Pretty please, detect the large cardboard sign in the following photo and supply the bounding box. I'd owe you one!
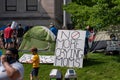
[54,30,86,68]
[19,54,54,63]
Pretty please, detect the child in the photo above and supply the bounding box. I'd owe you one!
[27,47,40,80]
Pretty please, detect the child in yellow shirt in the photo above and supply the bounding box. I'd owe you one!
[27,47,40,80]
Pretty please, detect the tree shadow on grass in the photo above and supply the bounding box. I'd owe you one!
[111,54,120,62]
[83,58,105,67]
[104,51,120,62]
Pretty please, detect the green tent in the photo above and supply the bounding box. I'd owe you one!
[19,26,56,52]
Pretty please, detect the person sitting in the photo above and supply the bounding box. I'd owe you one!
[110,34,117,41]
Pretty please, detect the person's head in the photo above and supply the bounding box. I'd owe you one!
[18,24,22,28]
[86,25,90,30]
[30,47,38,55]
[7,24,11,27]
[49,22,54,28]
[110,34,116,40]
[5,48,19,63]
[89,27,93,32]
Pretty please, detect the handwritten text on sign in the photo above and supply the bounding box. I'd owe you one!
[19,54,54,63]
[54,30,86,68]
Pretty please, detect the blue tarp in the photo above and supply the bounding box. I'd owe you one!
[0,25,7,31]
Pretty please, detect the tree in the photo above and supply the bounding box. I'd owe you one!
[63,0,120,30]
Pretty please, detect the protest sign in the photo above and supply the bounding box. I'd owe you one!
[54,30,86,68]
[11,21,17,29]
[19,54,54,63]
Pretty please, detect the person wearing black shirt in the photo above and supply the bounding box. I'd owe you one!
[16,24,24,48]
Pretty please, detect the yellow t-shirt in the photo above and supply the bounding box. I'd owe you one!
[31,54,40,68]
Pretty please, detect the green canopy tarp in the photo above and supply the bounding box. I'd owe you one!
[19,26,56,52]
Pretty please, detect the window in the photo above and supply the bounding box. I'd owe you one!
[5,0,17,11]
[26,0,38,11]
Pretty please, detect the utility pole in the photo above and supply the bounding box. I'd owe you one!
[62,0,67,29]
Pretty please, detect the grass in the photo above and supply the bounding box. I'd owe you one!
[1,49,120,80]
[22,51,120,80]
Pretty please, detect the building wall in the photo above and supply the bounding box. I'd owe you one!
[54,0,63,25]
[0,0,63,28]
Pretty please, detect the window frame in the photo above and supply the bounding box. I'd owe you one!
[26,0,38,11]
[5,0,17,11]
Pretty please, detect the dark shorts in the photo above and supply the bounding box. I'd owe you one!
[31,67,39,76]
[4,38,12,43]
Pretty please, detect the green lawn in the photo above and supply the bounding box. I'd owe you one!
[21,51,120,80]
[1,49,120,80]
